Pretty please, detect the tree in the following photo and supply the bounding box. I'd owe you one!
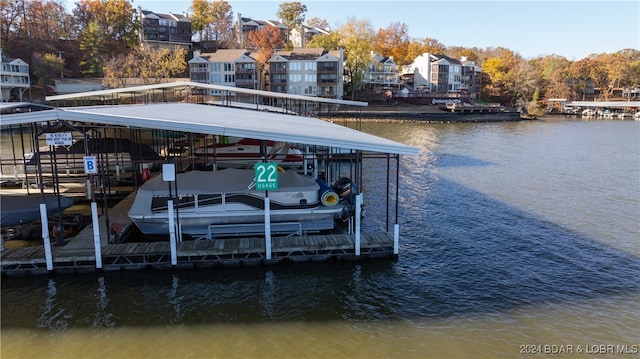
[276,1,307,45]
[210,0,234,47]
[481,48,522,104]
[373,22,411,67]
[73,0,137,55]
[102,52,137,88]
[189,0,211,41]
[23,0,69,41]
[338,17,375,100]
[420,37,446,55]
[307,31,341,51]
[137,47,187,84]
[539,54,572,100]
[248,26,284,90]
[448,47,479,63]
[306,17,328,30]
[79,20,104,76]
[1,0,71,64]
[569,58,594,100]
[102,0,137,47]
[32,52,65,98]
[590,58,610,100]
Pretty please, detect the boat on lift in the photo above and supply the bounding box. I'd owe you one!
[193,137,311,169]
[128,168,355,238]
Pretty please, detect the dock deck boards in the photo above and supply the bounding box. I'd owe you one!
[1,231,395,274]
[1,185,396,276]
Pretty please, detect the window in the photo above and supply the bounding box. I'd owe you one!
[289,62,301,71]
[289,74,301,82]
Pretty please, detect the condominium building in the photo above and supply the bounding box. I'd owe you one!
[405,53,482,98]
[189,48,343,100]
[235,15,288,48]
[138,9,192,51]
[269,48,343,99]
[236,14,330,49]
[365,52,400,88]
[189,49,257,100]
[0,49,30,102]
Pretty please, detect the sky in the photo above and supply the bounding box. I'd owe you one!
[124,0,639,60]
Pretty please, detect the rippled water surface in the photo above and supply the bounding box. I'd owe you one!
[2,118,639,358]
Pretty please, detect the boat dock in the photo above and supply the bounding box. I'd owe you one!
[1,231,395,276]
[1,190,396,277]
[1,90,419,277]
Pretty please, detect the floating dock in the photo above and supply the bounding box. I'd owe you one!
[1,232,395,276]
[1,189,396,277]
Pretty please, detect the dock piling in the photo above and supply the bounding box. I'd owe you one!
[91,202,102,269]
[39,203,54,271]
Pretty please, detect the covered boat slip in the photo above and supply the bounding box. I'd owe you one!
[1,91,418,274]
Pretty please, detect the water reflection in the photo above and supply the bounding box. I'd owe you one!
[92,276,114,329]
[261,270,277,319]
[168,274,183,322]
[36,278,69,331]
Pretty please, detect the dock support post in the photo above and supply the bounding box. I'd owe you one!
[86,179,92,200]
[40,203,54,271]
[91,202,102,269]
[264,196,272,260]
[168,200,177,266]
[393,223,399,255]
[355,194,362,256]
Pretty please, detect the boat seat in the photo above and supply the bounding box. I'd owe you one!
[207,221,302,240]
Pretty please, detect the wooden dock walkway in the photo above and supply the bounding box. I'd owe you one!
[1,231,395,276]
[1,183,396,277]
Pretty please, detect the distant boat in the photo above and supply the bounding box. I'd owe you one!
[24,138,162,174]
[128,168,353,238]
[193,138,311,169]
[634,111,640,121]
[1,194,74,228]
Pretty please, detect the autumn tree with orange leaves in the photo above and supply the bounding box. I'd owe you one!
[247,26,284,90]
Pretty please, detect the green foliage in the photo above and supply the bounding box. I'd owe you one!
[339,17,374,100]
[79,20,104,77]
[32,52,65,93]
[306,32,341,51]
[276,1,307,30]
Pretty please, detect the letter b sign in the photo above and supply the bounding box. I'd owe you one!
[84,156,98,174]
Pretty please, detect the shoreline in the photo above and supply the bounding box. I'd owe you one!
[322,104,526,122]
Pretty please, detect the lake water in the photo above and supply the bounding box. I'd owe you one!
[2,117,639,358]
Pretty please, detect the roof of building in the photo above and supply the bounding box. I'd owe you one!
[44,81,359,107]
[197,49,253,62]
[275,48,326,60]
[1,102,418,155]
[140,10,191,22]
[433,54,461,65]
[0,102,54,115]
